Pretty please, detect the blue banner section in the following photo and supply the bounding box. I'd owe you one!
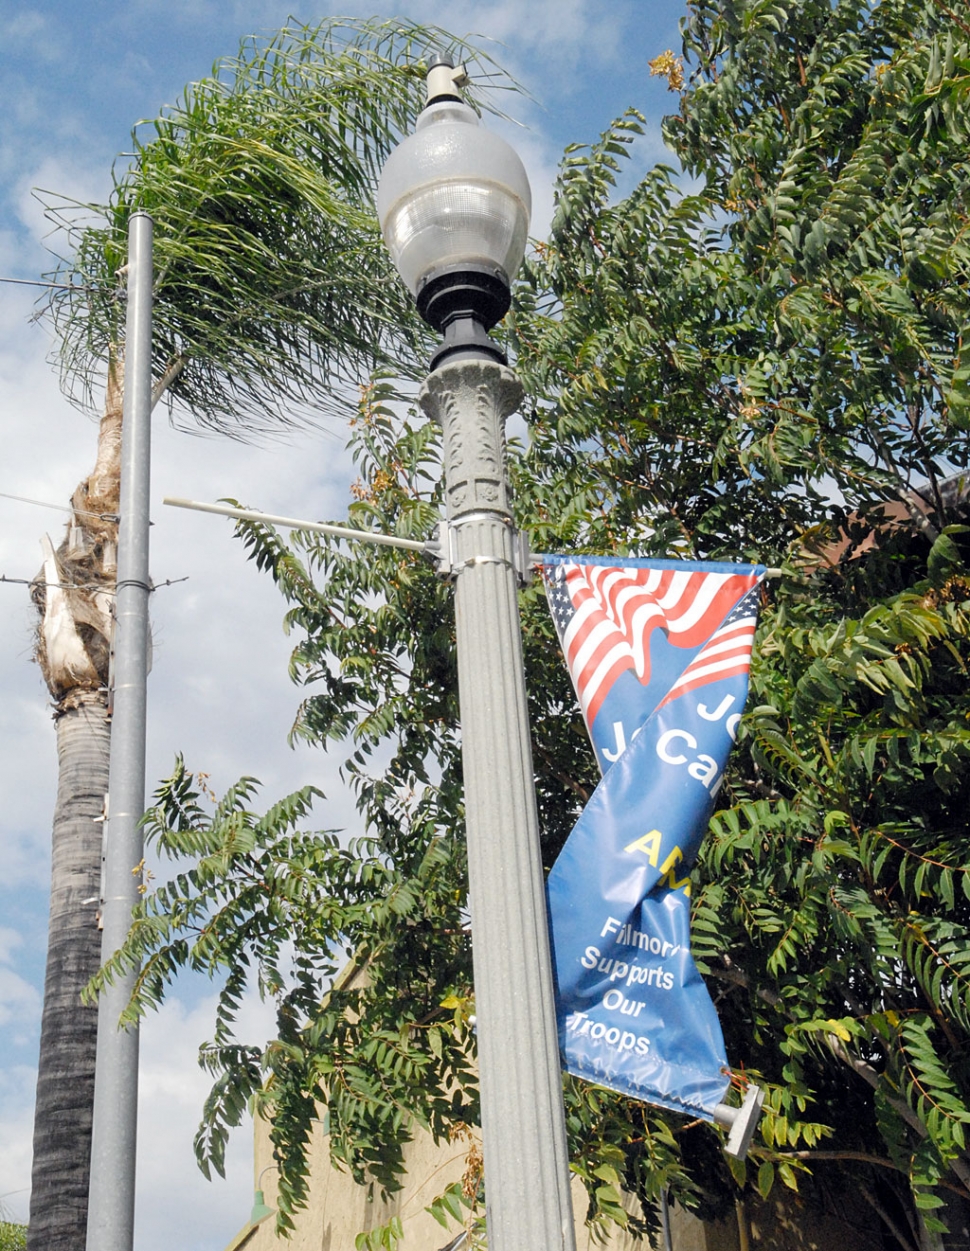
[542,556,765,1120]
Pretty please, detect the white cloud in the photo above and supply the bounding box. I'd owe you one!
[5,10,67,59]
[0,968,40,1032]
[0,695,59,884]
[0,986,279,1245]
[0,1066,34,1227]
[0,931,40,1227]
[415,0,626,72]
[0,929,23,965]
[13,154,114,271]
[134,990,277,1251]
[0,931,40,1038]
[0,261,361,1248]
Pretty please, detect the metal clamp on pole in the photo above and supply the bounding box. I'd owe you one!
[426,515,535,585]
[713,1084,765,1159]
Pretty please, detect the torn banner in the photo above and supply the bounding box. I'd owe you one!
[543,556,765,1121]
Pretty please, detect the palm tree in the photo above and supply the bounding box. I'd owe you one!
[27,21,510,1248]
[28,357,121,1251]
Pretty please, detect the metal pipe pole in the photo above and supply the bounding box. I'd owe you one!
[86,211,153,1251]
[419,358,577,1251]
[161,496,428,552]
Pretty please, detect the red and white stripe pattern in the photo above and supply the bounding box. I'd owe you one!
[545,563,761,728]
[655,588,760,711]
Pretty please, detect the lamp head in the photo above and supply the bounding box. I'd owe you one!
[249,1189,274,1226]
[377,57,532,369]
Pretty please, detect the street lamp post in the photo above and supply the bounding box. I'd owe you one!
[377,58,577,1251]
[87,211,154,1251]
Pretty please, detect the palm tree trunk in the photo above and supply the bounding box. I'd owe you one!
[27,695,109,1251]
[27,361,122,1251]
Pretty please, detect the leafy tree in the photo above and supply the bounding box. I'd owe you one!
[0,1224,27,1251]
[514,0,970,1239]
[28,21,506,1251]
[0,1205,27,1251]
[95,1,970,1248]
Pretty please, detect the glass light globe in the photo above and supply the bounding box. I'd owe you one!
[377,100,532,299]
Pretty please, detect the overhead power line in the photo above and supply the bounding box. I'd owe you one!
[0,575,189,593]
[0,491,119,523]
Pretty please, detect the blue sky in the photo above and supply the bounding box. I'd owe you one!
[0,2,690,1247]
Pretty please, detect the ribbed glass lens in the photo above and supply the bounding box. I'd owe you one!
[382,179,529,294]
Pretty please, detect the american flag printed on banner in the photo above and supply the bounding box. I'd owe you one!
[656,586,760,711]
[544,559,762,732]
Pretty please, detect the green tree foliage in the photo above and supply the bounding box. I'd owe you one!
[96,1,970,1245]
[0,1223,27,1251]
[510,0,970,1234]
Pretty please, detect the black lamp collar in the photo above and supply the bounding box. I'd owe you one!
[416,264,511,371]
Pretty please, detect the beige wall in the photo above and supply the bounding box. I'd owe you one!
[225,1111,720,1251]
[221,961,702,1251]
[249,1115,475,1251]
[223,1114,889,1251]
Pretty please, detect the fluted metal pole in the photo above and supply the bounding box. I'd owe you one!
[419,358,577,1251]
[86,211,153,1251]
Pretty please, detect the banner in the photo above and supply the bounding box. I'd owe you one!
[543,556,765,1120]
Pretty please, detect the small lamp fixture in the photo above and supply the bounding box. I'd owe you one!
[249,1190,274,1226]
[377,53,532,370]
[249,1165,278,1226]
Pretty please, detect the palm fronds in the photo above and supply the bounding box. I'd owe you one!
[38,18,518,435]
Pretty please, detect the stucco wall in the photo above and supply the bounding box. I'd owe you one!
[224,1115,893,1251]
[225,1111,718,1251]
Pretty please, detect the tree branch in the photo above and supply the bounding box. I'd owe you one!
[859,1184,919,1251]
[151,356,187,411]
[824,1034,970,1194]
[533,742,591,803]
[710,955,783,1007]
[773,1149,902,1172]
[927,0,970,37]
[710,957,970,1196]
[867,425,940,543]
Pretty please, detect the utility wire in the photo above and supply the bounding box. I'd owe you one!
[0,491,119,523]
[0,575,189,593]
